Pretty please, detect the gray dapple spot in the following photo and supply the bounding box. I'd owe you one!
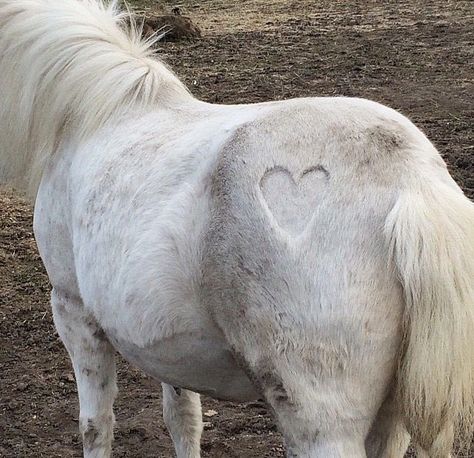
[260,165,329,235]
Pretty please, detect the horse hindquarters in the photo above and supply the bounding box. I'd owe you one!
[201,123,405,456]
[199,97,474,455]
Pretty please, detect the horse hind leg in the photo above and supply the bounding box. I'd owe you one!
[366,410,453,458]
[247,368,370,457]
[415,422,454,458]
[51,289,117,458]
[367,420,410,458]
[365,392,410,458]
[279,411,368,458]
[162,383,203,458]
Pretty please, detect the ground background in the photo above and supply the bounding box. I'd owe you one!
[1,0,473,456]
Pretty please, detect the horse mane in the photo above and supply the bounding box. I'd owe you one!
[0,0,190,198]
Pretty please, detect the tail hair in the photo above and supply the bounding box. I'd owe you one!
[0,0,188,197]
[385,176,474,455]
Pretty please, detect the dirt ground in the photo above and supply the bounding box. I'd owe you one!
[1,0,473,456]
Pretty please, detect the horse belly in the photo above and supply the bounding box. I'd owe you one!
[108,331,259,401]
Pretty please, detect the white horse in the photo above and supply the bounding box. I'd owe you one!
[1,1,473,457]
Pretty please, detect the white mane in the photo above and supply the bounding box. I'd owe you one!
[0,0,190,197]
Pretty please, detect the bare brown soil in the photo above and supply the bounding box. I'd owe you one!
[1,1,473,457]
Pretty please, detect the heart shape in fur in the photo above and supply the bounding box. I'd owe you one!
[259,165,329,235]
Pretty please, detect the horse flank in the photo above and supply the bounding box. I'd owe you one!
[0,0,189,197]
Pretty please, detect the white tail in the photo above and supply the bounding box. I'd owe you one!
[0,0,188,198]
[385,174,474,455]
